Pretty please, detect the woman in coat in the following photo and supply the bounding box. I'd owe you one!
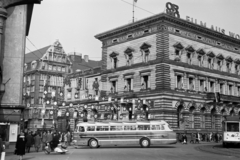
[25,132,32,153]
[16,131,26,160]
[34,133,41,152]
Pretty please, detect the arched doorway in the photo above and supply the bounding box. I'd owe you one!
[211,108,216,129]
[200,107,206,128]
[189,106,195,128]
[177,105,184,128]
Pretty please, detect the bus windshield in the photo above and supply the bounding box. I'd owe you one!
[227,122,239,132]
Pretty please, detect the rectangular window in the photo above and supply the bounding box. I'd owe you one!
[96,126,109,131]
[188,77,194,90]
[112,57,117,69]
[208,58,212,69]
[125,78,132,91]
[210,81,215,92]
[187,53,191,65]
[141,75,150,89]
[39,86,44,92]
[142,49,150,63]
[199,80,205,92]
[53,66,57,71]
[138,125,150,130]
[198,55,202,67]
[229,84,233,95]
[217,60,222,71]
[226,63,231,72]
[87,126,95,131]
[58,66,61,72]
[227,123,239,132]
[62,67,66,72]
[151,125,160,130]
[176,75,183,89]
[235,65,239,74]
[31,97,34,104]
[220,83,224,94]
[31,86,35,92]
[48,65,52,70]
[124,125,136,130]
[111,81,117,93]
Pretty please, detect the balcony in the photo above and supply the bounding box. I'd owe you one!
[206,92,240,103]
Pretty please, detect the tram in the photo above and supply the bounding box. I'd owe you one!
[222,116,240,147]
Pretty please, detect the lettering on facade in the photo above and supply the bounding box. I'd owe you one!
[186,16,240,40]
[168,26,240,54]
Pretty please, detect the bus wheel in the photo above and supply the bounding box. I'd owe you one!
[140,138,150,148]
[89,139,99,148]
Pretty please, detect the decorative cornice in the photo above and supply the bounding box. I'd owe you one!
[206,51,215,58]
[173,42,184,49]
[196,48,206,55]
[185,45,195,52]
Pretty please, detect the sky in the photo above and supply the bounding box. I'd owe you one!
[26,0,240,61]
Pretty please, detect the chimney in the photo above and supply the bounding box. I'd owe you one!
[84,55,89,63]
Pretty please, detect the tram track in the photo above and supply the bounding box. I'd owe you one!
[196,144,240,158]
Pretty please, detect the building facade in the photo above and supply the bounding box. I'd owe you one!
[0,0,42,143]
[23,40,71,131]
[93,4,240,135]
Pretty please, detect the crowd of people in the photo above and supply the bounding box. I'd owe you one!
[179,132,222,144]
[15,130,73,160]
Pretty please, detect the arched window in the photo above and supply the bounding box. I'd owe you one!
[189,106,195,128]
[230,110,235,116]
[200,107,206,128]
[211,108,216,129]
[177,105,184,128]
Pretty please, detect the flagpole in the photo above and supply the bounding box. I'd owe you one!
[132,0,134,23]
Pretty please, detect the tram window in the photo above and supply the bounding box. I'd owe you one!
[87,126,95,131]
[227,123,239,132]
[138,125,150,130]
[79,127,85,132]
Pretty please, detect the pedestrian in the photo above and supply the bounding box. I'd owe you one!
[64,132,68,147]
[25,132,32,153]
[0,135,4,158]
[67,131,71,146]
[46,131,53,143]
[195,132,200,144]
[51,133,59,150]
[15,130,26,160]
[34,133,41,152]
[42,131,47,150]
[215,132,219,143]
[182,133,187,144]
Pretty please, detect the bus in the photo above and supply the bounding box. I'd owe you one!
[222,116,240,147]
[73,120,177,148]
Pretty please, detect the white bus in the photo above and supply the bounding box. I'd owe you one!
[73,120,177,148]
[222,116,240,147]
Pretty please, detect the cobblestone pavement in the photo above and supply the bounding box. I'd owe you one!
[196,144,240,158]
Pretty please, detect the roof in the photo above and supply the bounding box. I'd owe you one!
[70,57,102,73]
[25,45,51,63]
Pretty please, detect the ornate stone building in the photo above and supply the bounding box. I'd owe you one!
[0,0,42,142]
[23,40,71,131]
[93,4,240,134]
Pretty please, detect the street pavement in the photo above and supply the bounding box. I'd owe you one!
[4,142,240,160]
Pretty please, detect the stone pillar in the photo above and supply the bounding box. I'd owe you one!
[1,4,27,106]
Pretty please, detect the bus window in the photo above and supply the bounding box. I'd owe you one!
[138,125,150,130]
[116,126,123,131]
[96,126,102,131]
[87,126,95,131]
[102,126,109,131]
[79,126,85,132]
[110,126,116,131]
[227,123,239,132]
[151,125,160,130]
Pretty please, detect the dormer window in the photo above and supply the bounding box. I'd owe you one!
[173,42,184,62]
[109,52,119,69]
[124,47,134,66]
[140,43,151,63]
